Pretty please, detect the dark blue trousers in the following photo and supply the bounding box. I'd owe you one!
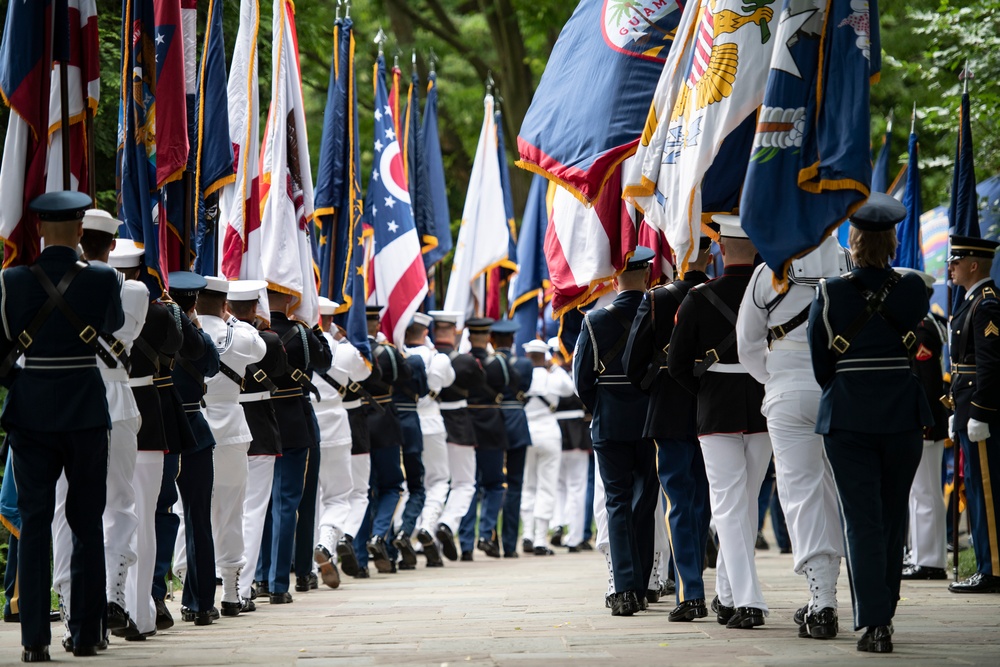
[10,426,108,649]
[655,437,711,603]
[398,451,425,538]
[958,430,1000,576]
[269,448,309,593]
[501,446,527,555]
[293,447,321,578]
[176,446,216,612]
[594,437,657,594]
[825,428,921,629]
[152,453,180,601]
[459,448,506,552]
[354,445,404,566]
[584,451,595,542]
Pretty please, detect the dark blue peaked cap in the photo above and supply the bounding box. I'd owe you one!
[490,319,520,334]
[624,246,655,270]
[168,271,208,295]
[28,191,92,222]
[849,192,906,231]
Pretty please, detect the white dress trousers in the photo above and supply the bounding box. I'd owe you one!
[908,439,947,569]
[239,455,276,600]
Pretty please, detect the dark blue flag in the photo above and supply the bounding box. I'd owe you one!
[894,131,923,270]
[405,69,437,266]
[871,124,892,194]
[949,92,979,238]
[510,175,550,351]
[421,71,452,267]
[496,104,518,278]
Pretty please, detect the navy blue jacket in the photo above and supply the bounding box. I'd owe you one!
[573,290,649,443]
[393,353,429,455]
[808,267,933,434]
[269,313,332,449]
[950,280,1000,429]
[468,346,510,449]
[172,312,220,453]
[496,348,532,450]
[0,246,124,432]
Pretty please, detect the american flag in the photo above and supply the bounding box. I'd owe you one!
[366,54,428,348]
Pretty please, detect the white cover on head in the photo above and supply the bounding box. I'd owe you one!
[711,214,748,239]
[82,209,119,235]
[109,238,143,268]
[228,279,269,302]
[428,310,461,325]
[411,312,433,328]
[204,276,230,294]
[317,297,340,315]
[523,339,550,355]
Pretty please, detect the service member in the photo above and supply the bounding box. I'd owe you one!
[946,234,1000,594]
[1,192,124,661]
[574,247,658,617]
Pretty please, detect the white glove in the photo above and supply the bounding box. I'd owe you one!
[967,418,991,443]
[948,415,956,440]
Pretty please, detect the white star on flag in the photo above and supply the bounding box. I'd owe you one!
[374,109,382,121]
[156,31,165,46]
[384,196,395,208]
[385,128,396,140]
[374,139,383,152]
[372,204,378,217]
[384,104,392,116]
[372,169,380,181]
[387,221,399,233]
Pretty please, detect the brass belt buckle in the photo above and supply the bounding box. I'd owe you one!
[902,331,916,349]
[253,369,267,383]
[79,325,97,344]
[348,381,362,393]
[290,368,304,382]
[771,325,786,340]
[110,339,126,356]
[704,348,720,366]
[831,336,850,354]
[17,331,33,349]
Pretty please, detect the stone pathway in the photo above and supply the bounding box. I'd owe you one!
[1,543,998,665]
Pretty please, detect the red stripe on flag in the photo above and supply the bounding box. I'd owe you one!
[380,254,426,342]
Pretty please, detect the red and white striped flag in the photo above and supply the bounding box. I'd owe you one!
[259,0,318,324]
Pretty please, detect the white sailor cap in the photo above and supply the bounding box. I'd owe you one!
[317,297,340,315]
[428,310,462,324]
[547,337,561,352]
[228,279,268,302]
[108,238,143,268]
[895,267,935,289]
[203,275,230,294]
[523,339,550,355]
[411,312,433,328]
[82,209,119,235]
[711,214,748,239]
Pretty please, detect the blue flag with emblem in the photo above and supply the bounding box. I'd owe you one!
[314,15,349,299]
[422,71,453,268]
[192,0,234,275]
[510,175,551,351]
[740,0,879,283]
[893,130,924,270]
[948,91,979,238]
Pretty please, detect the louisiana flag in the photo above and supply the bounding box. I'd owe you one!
[517,0,685,204]
[0,0,99,267]
[740,0,879,283]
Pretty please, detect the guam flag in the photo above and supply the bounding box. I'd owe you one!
[366,54,428,348]
[740,0,879,284]
[517,0,686,204]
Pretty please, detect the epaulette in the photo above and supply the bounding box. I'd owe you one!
[982,286,997,301]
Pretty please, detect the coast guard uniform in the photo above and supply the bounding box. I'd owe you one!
[736,236,848,637]
[947,235,1000,593]
[1,192,124,659]
[808,194,931,646]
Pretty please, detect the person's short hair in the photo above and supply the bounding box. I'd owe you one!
[849,227,897,268]
[229,300,257,318]
[80,229,114,259]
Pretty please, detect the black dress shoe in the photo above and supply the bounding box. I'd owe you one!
[668,598,707,622]
[460,551,474,562]
[352,567,370,579]
[256,580,269,596]
[857,625,893,653]
[436,524,459,562]
[477,536,501,558]
[336,535,361,577]
[314,545,341,589]
[220,601,242,617]
[295,575,311,592]
[107,602,140,638]
[398,560,416,570]
[661,579,676,596]
[22,646,50,662]
[949,572,1000,593]
[503,551,519,558]
[755,531,770,550]
[269,592,293,605]
[392,531,419,567]
[712,596,735,625]
[550,526,564,547]
[154,598,174,630]
[4,611,18,623]
[308,572,318,589]
[645,588,660,605]
[522,538,534,554]
[578,541,593,551]
[193,609,216,626]
[567,545,580,553]
[726,606,765,629]
[610,591,641,617]
[240,599,256,613]
[793,604,808,627]
[417,530,445,567]
[533,546,554,556]
[804,607,838,639]
[367,536,394,573]
[181,606,220,622]
[902,565,947,580]
[72,644,99,657]
[124,629,157,642]
[49,610,60,623]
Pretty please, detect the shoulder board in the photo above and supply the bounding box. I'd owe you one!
[982,286,997,300]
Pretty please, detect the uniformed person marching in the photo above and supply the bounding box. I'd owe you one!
[736,236,849,638]
[574,247,658,617]
[898,268,949,581]
[946,234,1000,594]
[459,318,510,559]
[667,220,770,629]
[0,192,124,661]
[199,277,266,616]
[550,344,592,552]
[624,237,712,623]
[808,193,932,653]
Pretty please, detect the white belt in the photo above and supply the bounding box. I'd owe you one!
[239,391,271,404]
[555,410,585,420]
[705,362,747,374]
[128,376,154,388]
[204,393,239,406]
[769,340,810,352]
[439,400,468,410]
[101,368,130,383]
[342,398,362,410]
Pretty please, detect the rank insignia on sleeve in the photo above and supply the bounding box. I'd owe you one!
[915,344,933,361]
[986,322,1000,338]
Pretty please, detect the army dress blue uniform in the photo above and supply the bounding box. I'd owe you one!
[574,248,657,615]
[808,195,932,647]
[623,265,710,620]
[0,192,124,658]
[391,348,430,568]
